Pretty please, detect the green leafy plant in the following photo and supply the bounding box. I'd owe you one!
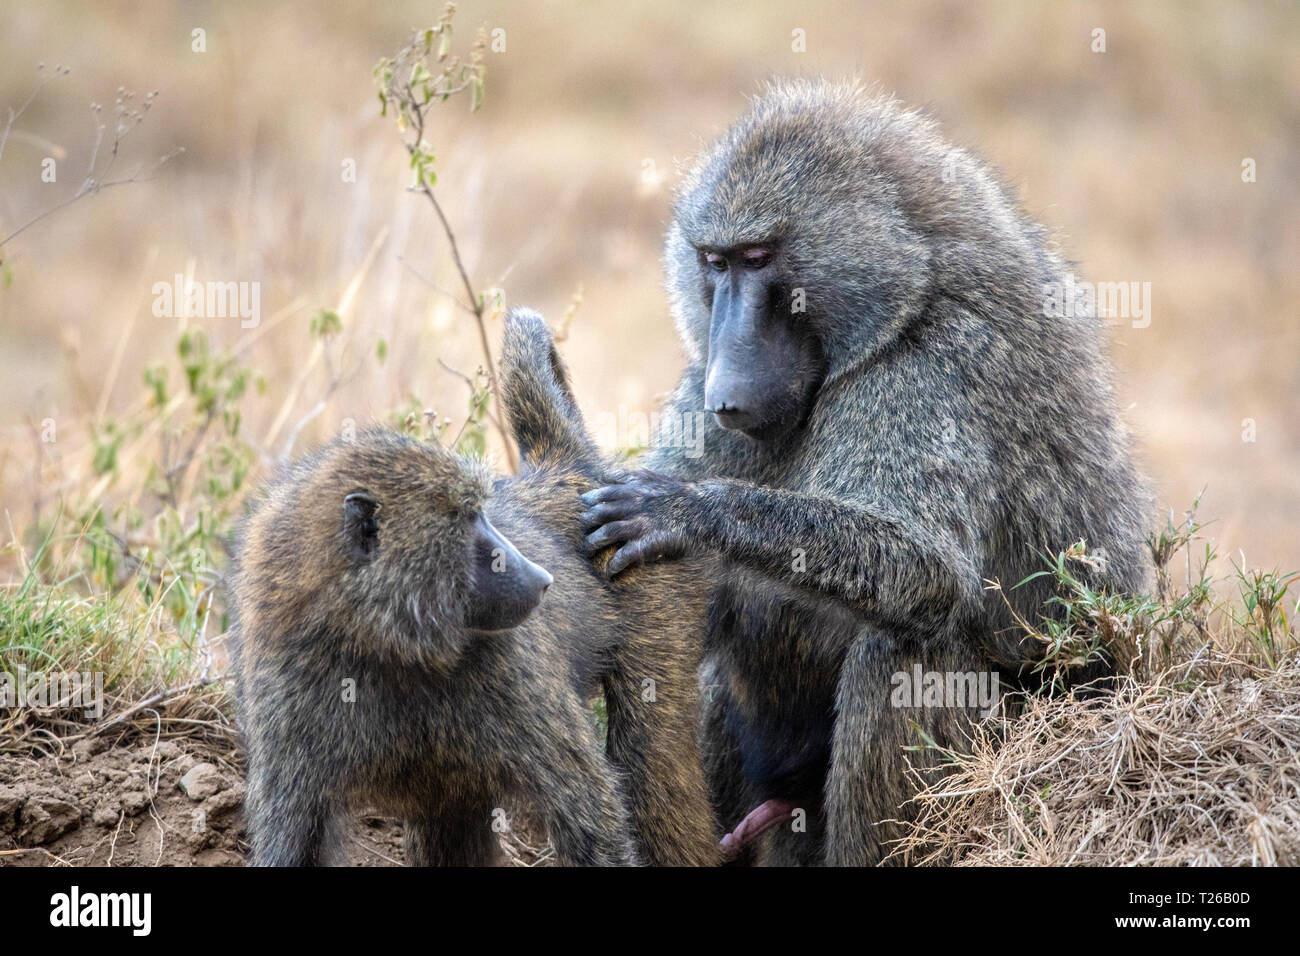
[1000,496,1296,691]
[374,5,515,469]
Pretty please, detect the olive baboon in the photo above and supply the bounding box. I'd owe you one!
[231,309,717,866]
[580,80,1151,865]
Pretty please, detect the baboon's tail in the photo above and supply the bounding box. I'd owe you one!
[500,307,602,474]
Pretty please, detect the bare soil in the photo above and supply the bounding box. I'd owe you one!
[0,735,438,867]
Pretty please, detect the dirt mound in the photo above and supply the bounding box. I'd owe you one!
[0,735,411,866]
[0,734,552,867]
[1,735,247,867]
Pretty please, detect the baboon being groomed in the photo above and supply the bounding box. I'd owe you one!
[230,309,717,866]
[579,80,1152,865]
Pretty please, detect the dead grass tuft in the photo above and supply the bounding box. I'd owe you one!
[892,652,1300,866]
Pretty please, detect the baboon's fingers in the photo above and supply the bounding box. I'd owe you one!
[584,518,645,553]
[607,540,650,575]
[579,500,639,531]
[596,466,635,485]
[579,483,639,505]
[606,531,687,575]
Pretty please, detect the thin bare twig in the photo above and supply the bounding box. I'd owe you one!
[378,19,516,469]
[0,63,69,166]
[75,677,221,740]
[403,107,516,469]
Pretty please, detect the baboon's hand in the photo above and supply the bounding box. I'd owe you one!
[580,470,696,575]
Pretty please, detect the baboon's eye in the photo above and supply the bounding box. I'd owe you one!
[446,506,477,528]
[703,251,728,273]
[741,247,772,269]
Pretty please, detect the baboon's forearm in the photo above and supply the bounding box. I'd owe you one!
[688,479,981,628]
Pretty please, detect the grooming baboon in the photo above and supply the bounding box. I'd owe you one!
[580,80,1152,865]
[231,309,717,866]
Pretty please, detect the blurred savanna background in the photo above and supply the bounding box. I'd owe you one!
[3,0,1297,572]
[0,0,1297,865]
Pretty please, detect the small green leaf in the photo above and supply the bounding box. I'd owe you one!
[310,308,342,337]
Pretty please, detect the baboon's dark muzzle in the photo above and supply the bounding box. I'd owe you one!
[464,514,552,632]
[704,274,797,437]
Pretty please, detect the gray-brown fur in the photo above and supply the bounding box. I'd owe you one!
[500,309,719,866]
[579,80,1151,865]
[230,310,717,866]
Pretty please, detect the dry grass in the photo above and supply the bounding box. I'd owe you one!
[893,654,1300,866]
[891,501,1300,868]
[0,570,235,760]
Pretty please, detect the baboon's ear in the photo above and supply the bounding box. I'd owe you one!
[342,491,380,561]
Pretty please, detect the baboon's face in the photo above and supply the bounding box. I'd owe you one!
[327,435,552,643]
[694,241,825,441]
[668,88,936,439]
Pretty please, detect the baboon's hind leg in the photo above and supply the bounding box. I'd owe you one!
[528,711,639,866]
[244,743,340,866]
[604,647,720,866]
[824,630,987,866]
